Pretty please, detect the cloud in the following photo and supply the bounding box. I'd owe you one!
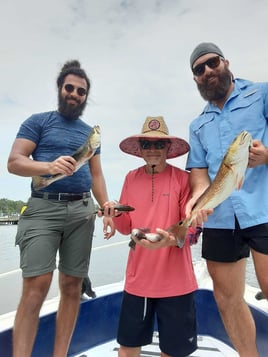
[0,0,267,201]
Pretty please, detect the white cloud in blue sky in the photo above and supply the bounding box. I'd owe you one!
[0,0,267,201]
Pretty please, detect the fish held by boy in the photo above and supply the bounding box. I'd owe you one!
[169,130,252,247]
[32,125,101,190]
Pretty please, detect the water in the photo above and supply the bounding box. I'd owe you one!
[0,223,259,315]
[0,222,129,314]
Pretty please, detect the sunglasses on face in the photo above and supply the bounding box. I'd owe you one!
[192,56,223,77]
[64,84,87,97]
[139,140,169,150]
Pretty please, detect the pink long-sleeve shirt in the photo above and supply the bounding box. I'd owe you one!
[114,164,197,298]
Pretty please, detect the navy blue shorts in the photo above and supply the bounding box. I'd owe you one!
[117,291,197,357]
[202,218,268,262]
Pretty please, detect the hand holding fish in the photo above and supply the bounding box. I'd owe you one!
[130,225,203,249]
[185,197,213,229]
[98,201,135,217]
[248,140,268,168]
[98,202,134,239]
[131,228,177,250]
[48,155,77,176]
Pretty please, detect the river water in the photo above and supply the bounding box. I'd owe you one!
[0,222,260,315]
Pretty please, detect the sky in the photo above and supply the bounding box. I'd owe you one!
[1,0,267,202]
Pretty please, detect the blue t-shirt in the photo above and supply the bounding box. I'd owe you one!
[16,111,101,193]
[186,79,268,229]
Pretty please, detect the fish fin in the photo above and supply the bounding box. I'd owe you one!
[177,239,186,248]
[236,176,245,190]
[32,176,49,190]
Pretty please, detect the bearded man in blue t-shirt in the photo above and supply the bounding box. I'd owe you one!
[8,60,115,357]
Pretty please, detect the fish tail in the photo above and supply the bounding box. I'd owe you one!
[167,220,189,248]
[32,176,49,190]
[129,239,136,249]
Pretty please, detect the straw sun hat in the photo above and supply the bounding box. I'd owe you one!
[119,116,189,159]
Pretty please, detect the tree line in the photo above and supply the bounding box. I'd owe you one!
[0,198,27,216]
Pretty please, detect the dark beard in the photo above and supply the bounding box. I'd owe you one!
[58,93,87,119]
[197,66,232,102]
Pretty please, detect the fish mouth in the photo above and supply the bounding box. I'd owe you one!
[94,125,101,134]
[238,131,252,147]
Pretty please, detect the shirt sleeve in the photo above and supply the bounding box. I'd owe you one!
[186,124,207,170]
[16,114,42,144]
[178,172,191,219]
[262,83,268,121]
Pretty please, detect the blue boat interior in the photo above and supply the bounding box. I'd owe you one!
[1,289,267,357]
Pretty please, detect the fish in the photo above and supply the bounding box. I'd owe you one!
[81,277,96,299]
[95,204,135,214]
[168,130,252,247]
[129,228,162,249]
[32,125,101,190]
[132,229,162,242]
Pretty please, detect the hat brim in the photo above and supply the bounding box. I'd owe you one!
[119,134,190,159]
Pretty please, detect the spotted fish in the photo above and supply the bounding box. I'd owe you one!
[169,130,252,247]
[32,125,101,190]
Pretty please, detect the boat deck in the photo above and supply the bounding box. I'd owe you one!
[74,333,238,356]
[1,263,267,357]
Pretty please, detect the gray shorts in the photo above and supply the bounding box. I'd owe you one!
[15,196,96,278]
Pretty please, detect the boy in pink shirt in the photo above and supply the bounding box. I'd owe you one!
[106,116,199,357]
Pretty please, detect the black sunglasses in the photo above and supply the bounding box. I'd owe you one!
[139,140,169,150]
[64,84,87,97]
[192,56,223,77]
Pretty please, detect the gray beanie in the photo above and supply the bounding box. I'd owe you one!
[190,42,224,69]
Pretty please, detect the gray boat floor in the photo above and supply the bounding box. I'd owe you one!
[74,332,238,356]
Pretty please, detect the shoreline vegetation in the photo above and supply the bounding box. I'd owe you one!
[0,198,26,217]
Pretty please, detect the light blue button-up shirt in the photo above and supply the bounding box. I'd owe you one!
[186,79,268,229]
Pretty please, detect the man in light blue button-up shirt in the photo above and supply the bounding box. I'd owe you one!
[186,42,268,357]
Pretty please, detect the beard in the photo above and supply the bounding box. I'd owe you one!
[57,93,87,119]
[197,65,233,102]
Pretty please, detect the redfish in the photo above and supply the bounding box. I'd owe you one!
[169,130,252,247]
